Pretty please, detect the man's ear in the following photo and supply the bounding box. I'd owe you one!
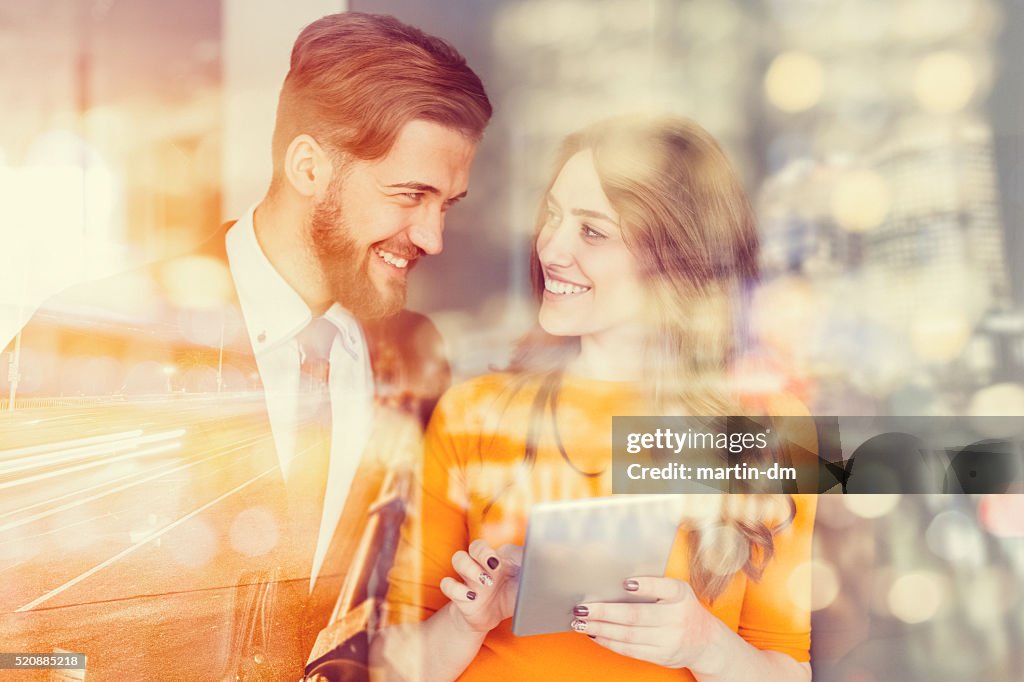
[283,134,333,197]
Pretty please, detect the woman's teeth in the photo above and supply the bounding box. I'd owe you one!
[374,247,409,268]
[544,278,591,295]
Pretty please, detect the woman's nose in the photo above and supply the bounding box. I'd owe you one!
[537,223,575,266]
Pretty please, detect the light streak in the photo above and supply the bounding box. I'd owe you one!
[16,462,282,612]
[0,432,271,532]
[0,428,186,478]
[0,440,182,491]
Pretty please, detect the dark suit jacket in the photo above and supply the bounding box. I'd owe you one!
[0,224,449,680]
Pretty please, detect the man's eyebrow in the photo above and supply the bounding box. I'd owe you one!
[385,182,468,203]
[385,181,440,194]
[571,208,618,225]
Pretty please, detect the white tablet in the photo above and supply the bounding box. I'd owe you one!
[511,495,683,637]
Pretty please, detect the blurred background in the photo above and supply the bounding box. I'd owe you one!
[1,1,1022,680]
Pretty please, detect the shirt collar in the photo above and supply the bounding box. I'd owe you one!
[226,203,311,353]
[225,204,365,355]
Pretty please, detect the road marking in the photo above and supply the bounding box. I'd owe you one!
[0,441,182,491]
[0,429,185,477]
[16,461,282,612]
[0,432,270,532]
[0,430,143,458]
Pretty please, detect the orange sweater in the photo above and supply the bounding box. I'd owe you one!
[385,373,816,681]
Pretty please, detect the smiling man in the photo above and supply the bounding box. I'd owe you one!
[220,12,491,678]
[252,15,487,323]
[2,11,490,682]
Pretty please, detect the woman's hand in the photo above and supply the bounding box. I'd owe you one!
[571,576,718,670]
[440,539,523,634]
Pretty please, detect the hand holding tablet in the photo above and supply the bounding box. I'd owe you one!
[439,495,685,641]
[511,495,684,637]
[572,576,720,670]
[440,539,524,634]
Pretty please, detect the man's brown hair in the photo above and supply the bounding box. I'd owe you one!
[271,12,491,172]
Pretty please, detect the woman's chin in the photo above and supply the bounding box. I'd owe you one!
[538,311,583,338]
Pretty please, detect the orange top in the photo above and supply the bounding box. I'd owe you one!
[385,373,816,681]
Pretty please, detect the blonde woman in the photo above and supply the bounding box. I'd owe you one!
[372,116,815,681]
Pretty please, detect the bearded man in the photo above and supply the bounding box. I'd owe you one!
[2,12,490,681]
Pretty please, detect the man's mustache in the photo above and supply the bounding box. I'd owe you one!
[370,239,423,262]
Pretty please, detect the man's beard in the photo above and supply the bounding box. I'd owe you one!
[308,191,405,321]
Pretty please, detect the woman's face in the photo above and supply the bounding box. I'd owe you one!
[536,150,649,343]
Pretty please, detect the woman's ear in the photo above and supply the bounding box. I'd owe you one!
[283,134,333,198]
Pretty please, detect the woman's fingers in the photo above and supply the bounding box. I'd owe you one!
[451,550,494,588]
[622,576,694,603]
[574,601,673,627]
[588,636,662,665]
[496,543,524,577]
[440,576,477,602]
[575,619,659,646]
[468,539,503,574]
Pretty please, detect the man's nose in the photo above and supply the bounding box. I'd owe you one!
[409,208,444,256]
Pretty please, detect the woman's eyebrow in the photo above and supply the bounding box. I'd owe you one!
[571,208,618,225]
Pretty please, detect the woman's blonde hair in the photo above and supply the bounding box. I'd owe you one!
[509,115,793,602]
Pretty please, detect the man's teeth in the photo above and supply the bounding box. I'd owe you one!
[374,247,409,268]
[544,278,591,295]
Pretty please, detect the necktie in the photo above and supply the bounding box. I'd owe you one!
[298,316,337,425]
[288,317,338,579]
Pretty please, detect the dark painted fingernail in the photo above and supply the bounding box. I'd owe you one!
[587,635,596,639]
[624,579,640,592]
[466,591,477,601]
[487,557,500,570]
[573,605,589,617]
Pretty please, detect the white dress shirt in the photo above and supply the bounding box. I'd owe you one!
[225,204,374,590]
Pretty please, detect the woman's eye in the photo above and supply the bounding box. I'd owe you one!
[582,225,606,239]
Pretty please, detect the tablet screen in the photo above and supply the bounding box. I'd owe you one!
[512,495,683,637]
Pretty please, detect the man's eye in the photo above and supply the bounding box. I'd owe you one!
[400,192,423,201]
[582,225,606,239]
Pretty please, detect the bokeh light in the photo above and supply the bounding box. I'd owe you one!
[165,518,219,568]
[978,495,1024,537]
[925,509,986,566]
[887,570,945,623]
[229,506,280,557]
[764,50,824,112]
[910,307,972,361]
[913,51,977,113]
[830,169,891,232]
[788,559,840,611]
[968,383,1024,416]
[159,255,234,311]
[844,494,900,519]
